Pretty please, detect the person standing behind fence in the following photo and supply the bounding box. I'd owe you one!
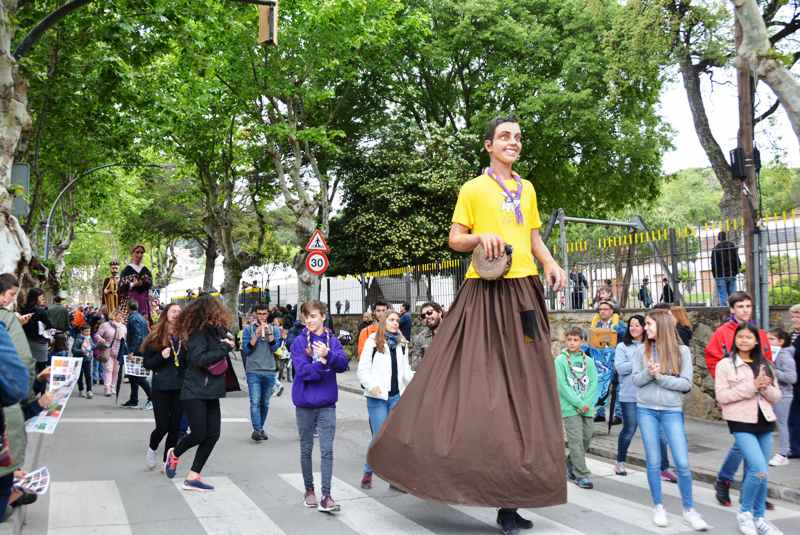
[766,328,796,467]
[660,277,675,304]
[639,279,653,309]
[570,266,588,310]
[711,231,741,307]
[358,310,413,490]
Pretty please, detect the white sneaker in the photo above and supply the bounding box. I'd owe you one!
[146,448,158,470]
[653,504,668,527]
[683,509,709,531]
[768,454,789,467]
[614,462,627,476]
[755,517,784,535]
[737,511,757,535]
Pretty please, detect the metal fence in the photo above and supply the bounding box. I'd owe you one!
[244,209,800,314]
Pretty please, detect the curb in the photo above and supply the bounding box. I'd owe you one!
[587,441,800,506]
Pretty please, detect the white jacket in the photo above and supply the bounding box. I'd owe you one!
[357,333,414,400]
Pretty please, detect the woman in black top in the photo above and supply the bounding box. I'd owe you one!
[143,303,185,468]
[670,305,693,347]
[21,288,51,373]
[164,296,233,492]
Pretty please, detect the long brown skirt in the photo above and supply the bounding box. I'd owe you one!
[367,276,567,508]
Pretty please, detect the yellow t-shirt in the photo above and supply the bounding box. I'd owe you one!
[452,173,542,279]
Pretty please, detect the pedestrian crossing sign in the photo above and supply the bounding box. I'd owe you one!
[304,229,330,253]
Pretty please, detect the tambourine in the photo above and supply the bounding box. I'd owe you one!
[472,244,513,280]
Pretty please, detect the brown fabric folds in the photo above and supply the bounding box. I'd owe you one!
[367,276,566,508]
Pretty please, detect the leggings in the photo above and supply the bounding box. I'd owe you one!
[0,473,12,522]
[174,398,221,474]
[149,389,183,462]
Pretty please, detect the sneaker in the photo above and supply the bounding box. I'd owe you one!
[318,495,340,513]
[715,479,732,506]
[258,430,268,441]
[251,431,263,442]
[769,454,789,467]
[566,460,576,481]
[304,489,317,508]
[361,472,373,489]
[182,478,215,492]
[652,504,669,527]
[574,477,594,489]
[765,501,775,511]
[143,401,153,411]
[737,511,757,535]
[164,448,179,479]
[683,509,709,531]
[593,414,605,423]
[146,448,158,470]
[86,391,93,399]
[611,416,623,426]
[754,517,784,535]
[614,462,628,476]
[661,469,678,483]
[275,383,284,397]
[122,400,138,409]
[78,390,85,398]
[104,392,112,397]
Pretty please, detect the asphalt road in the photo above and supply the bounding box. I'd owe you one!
[16,361,800,535]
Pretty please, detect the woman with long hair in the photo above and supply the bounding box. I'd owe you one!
[670,305,693,346]
[143,303,185,469]
[164,296,233,492]
[716,323,783,535]
[357,310,413,489]
[613,315,675,480]
[21,288,51,374]
[632,309,708,531]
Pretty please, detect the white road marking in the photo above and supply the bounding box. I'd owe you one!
[176,476,286,534]
[453,505,586,535]
[47,481,132,535]
[280,472,437,534]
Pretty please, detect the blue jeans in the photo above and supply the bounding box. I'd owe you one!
[719,443,743,482]
[246,371,277,433]
[364,394,400,474]
[715,276,737,306]
[734,432,772,519]
[637,407,693,509]
[617,402,671,470]
[296,406,336,496]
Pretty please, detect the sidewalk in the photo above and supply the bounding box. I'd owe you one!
[336,368,800,505]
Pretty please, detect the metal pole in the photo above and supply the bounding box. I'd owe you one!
[558,209,569,309]
[758,227,770,329]
[326,278,331,309]
[668,229,682,305]
[277,285,281,306]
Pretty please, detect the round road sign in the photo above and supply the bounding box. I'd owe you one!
[305,252,330,276]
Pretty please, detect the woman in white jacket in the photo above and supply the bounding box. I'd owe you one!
[357,310,413,490]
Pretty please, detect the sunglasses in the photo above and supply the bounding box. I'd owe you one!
[422,310,437,318]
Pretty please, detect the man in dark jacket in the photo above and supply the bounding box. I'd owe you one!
[660,277,675,304]
[47,295,69,333]
[122,301,152,409]
[710,231,741,306]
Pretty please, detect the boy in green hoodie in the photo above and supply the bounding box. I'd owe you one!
[555,326,598,489]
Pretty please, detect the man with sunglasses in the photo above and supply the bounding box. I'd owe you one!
[410,302,442,370]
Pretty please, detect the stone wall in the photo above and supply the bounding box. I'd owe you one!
[334,306,794,420]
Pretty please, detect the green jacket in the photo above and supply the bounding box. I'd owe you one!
[0,309,36,477]
[555,349,598,418]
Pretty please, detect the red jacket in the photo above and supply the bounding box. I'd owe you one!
[705,320,772,379]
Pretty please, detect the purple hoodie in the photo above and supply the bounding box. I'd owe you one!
[290,328,348,409]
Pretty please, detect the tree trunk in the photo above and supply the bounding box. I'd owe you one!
[0,1,33,278]
[202,236,217,291]
[220,255,242,330]
[679,56,741,222]
[731,0,800,145]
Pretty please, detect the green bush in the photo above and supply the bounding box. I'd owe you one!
[768,286,800,306]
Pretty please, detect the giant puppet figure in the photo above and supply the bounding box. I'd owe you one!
[101,260,121,316]
[367,117,568,535]
[119,244,153,323]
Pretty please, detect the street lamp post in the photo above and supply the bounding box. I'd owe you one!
[43,162,176,260]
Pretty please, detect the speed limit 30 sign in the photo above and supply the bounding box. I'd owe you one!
[305,251,330,276]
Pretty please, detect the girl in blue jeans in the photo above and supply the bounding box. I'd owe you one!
[357,310,414,490]
[614,315,676,481]
[715,323,783,535]
[632,309,708,531]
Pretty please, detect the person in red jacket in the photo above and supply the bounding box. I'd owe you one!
[704,291,773,509]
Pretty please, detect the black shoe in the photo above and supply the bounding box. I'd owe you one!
[611,416,623,426]
[566,460,576,481]
[496,510,519,535]
[251,431,263,442]
[714,479,731,507]
[121,400,138,408]
[787,451,800,459]
[11,490,37,508]
[258,430,268,441]
[766,500,775,511]
[593,414,605,423]
[511,511,533,530]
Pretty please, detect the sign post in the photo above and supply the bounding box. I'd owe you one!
[304,229,330,276]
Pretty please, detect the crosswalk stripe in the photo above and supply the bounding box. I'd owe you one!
[566,481,687,534]
[47,481,132,535]
[175,476,286,534]
[452,506,586,535]
[584,458,800,520]
[280,472,437,534]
